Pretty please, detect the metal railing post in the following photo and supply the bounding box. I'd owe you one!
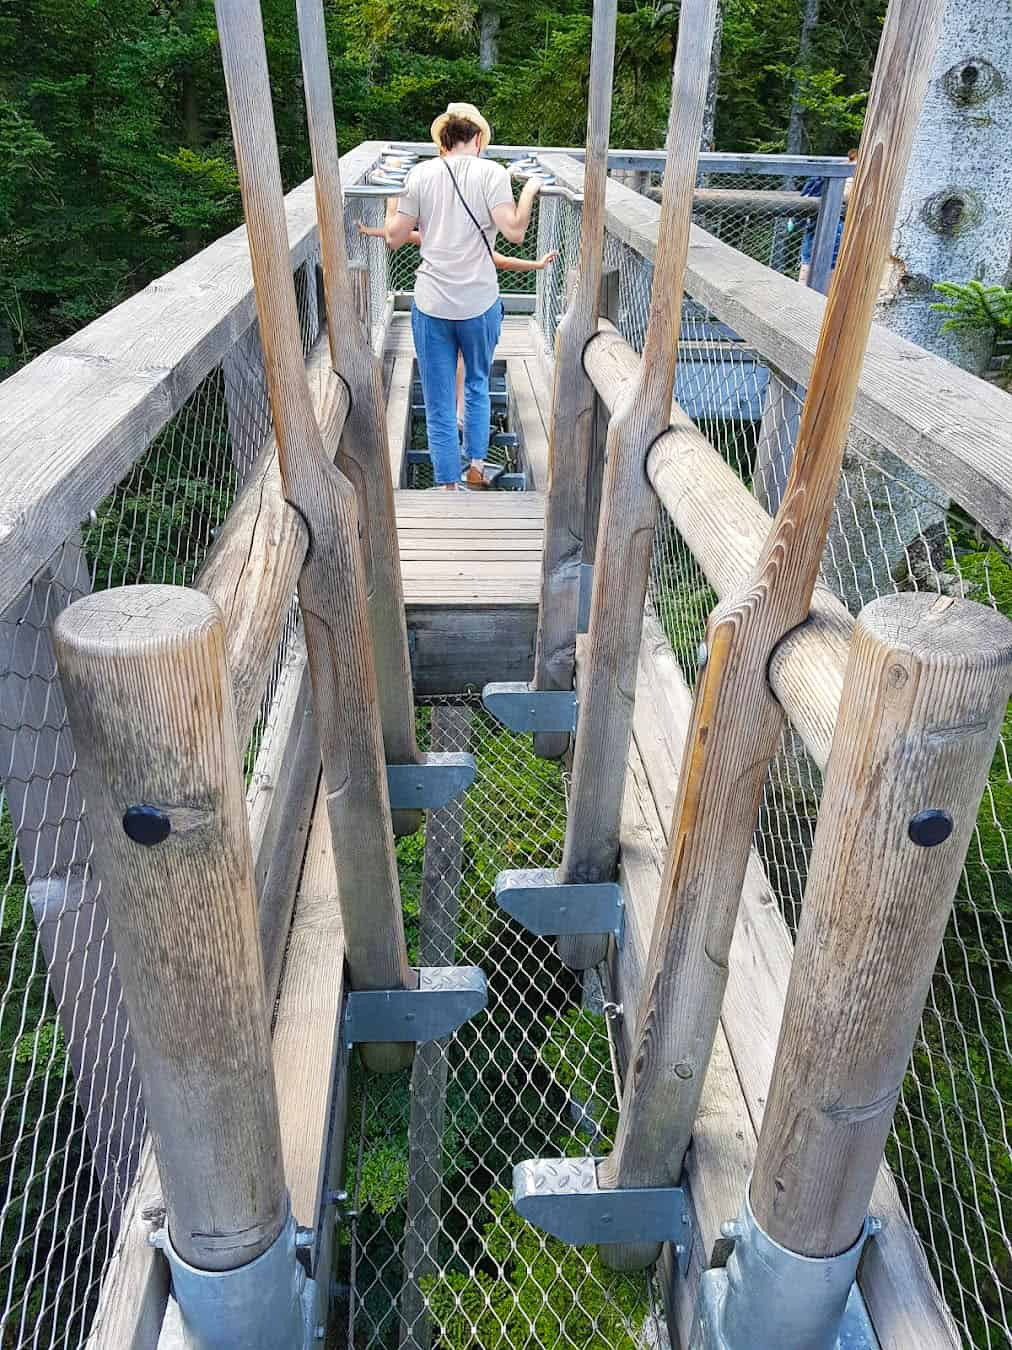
[693,591,1012,1349]
[54,586,308,1349]
[807,174,847,295]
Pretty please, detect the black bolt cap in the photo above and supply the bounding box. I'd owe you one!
[123,804,171,846]
[908,809,953,848]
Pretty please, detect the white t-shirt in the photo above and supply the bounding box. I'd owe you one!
[399,154,514,320]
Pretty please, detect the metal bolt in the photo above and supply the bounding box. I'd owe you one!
[295,1226,315,1249]
[867,1216,882,1236]
[697,641,708,669]
[123,804,171,846]
[674,1062,693,1080]
[315,1326,325,1341]
[721,1221,742,1241]
[908,809,953,847]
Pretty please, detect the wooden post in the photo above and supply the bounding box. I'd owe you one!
[752,592,1012,1257]
[531,0,618,760]
[556,0,721,970]
[752,366,802,515]
[399,707,473,1350]
[214,0,413,1072]
[295,0,426,835]
[597,0,946,1269]
[53,586,287,1272]
[584,273,620,568]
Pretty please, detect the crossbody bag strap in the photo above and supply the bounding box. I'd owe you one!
[442,159,497,265]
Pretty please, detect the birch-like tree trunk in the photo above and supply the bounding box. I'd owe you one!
[700,0,723,152]
[830,0,1012,609]
[479,2,499,70]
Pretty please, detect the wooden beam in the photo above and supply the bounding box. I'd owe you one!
[272,788,346,1236]
[54,587,287,1272]
[86,639,323,1349]
[615,614,961,1350]
[597,0,946,1272]
[386,356,415,488]
[0,144,382,610]
[545,155,1012,550]
[295,0,425,828]
[215,0,413,1072]
[584,325,850,772]
[528,0,617,762]
[558,0,720,975]
[752,594,1012,1259]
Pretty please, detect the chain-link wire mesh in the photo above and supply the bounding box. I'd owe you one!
[338,698,671,1350]
[642,298,1011,1347]
[0,255,321,1347]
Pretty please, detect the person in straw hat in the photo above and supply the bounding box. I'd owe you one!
[384,102,542,489]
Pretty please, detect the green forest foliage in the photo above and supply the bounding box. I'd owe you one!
[1,0,884,370]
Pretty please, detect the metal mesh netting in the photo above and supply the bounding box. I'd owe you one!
[646,312,1011,1347]
[534,185,1010,1348]
[0,257,321,1346]
[338,699,670,1350]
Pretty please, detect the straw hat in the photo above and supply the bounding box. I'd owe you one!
[430,102,492,154]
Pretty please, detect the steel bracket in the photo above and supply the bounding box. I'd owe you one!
[344,966,487,1047]
[386,753,476,810]
[151,1205,317,1349]
[513,1157,691,1274]
[690,1192,880,1350]
[482,681,578,733]
[577,562,594,634]
[495,868,624,945]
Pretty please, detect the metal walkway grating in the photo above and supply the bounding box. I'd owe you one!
[335,698,669,1349]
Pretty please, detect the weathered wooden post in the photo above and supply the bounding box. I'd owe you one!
[529,0,618,760]
[693,591,1012,1349]
[294,0,474,833]
[53,586,306,1347]
[214,0,484,1073]
[508,0,948,1280]
[590,0,946,1271]
[486,0,720,972]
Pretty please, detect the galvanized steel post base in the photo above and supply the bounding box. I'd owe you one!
[691,1192,880,1350]
[152,1207,318,1349]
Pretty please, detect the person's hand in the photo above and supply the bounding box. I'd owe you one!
[521,175,543,199]
[357,221,368,236]
[535,250,560,269]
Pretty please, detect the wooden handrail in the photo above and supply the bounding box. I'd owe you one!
[546,153,1012,551]
[583,322,850,771]
[0,144,383,611]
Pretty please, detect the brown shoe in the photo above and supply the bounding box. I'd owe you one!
[461,465,490,490]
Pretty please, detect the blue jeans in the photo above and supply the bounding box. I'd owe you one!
[411,299,503,485]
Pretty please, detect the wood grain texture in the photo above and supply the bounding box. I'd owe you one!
[86,637,322,1347]
[752,592,1012,1258]
[386,357,415,488]
[53,586,286,1272]
[506,358,549,492]
[272,788,346,1234]
[585,323,851,771]
[598,0,946,1261]
[557,0,720,971]
[617,615,959,1348]
[0,142,381,611]
[530,0,618,760]
[400,708,472,1350]
[296,0,423,801]
[215,0,413,1071]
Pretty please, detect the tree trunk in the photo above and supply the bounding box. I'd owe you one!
[829,0,1012,611]
[479,3,499,70]
[785,0,820,156]
[700,1,723,152]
